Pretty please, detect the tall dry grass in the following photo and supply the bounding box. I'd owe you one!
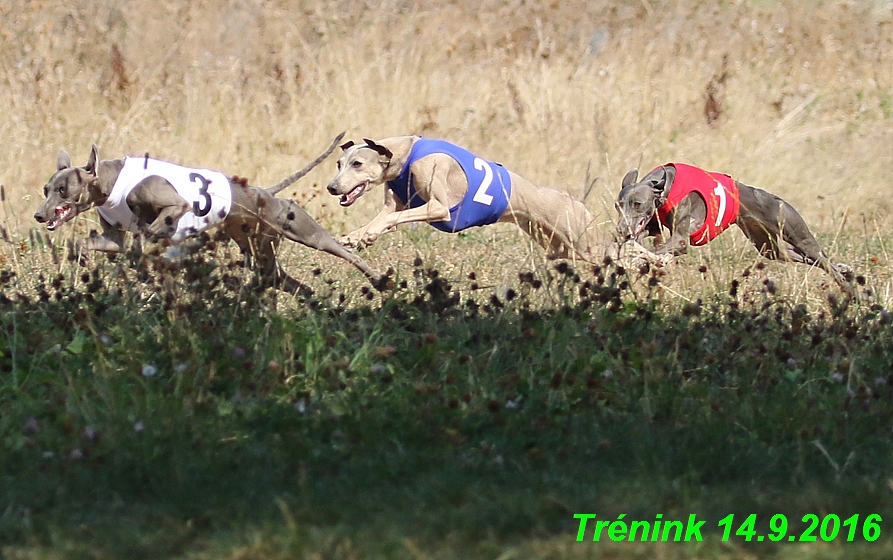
[1,0,891,307]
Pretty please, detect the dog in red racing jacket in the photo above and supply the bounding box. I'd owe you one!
[615,162,854,295]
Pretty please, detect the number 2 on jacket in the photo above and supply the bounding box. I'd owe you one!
[472,158,494,206]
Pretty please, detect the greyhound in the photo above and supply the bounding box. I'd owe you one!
[615,163,854,295]
[324,136,619,265]
[33,134,383,292]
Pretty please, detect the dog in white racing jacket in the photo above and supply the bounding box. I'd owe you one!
[33,135,383,292]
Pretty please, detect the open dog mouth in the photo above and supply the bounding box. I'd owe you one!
[619,216,650,241]
[339,181,368,207]
[46,204,74,231]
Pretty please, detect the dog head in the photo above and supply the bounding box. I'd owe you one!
[326,138,393,207]
[615,167,669,242]
[34,145,105,231]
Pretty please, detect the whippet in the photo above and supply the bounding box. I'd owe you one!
[615,163,854,295]
[324,136,614,265]
[33,134,383,292]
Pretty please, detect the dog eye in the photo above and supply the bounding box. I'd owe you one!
[58,184,68,197]
[351,160,362,169]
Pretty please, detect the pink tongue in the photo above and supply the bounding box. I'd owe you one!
[341,185,364,206]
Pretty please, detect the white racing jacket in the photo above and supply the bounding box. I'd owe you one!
[99,156,232,243]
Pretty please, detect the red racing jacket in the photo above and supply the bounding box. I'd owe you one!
[656,163,740,246]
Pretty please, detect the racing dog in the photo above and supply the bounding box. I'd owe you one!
[325,136,614,264]
[33,134,383,292]
[615,163,854,295]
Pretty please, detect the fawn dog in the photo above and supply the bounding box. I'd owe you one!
[325,136,615,264]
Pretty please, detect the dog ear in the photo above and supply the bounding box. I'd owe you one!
[649,168,668,205]
[362,138,393,160]
[84,144,100,176]
[621,168,638,190]
[340,140,355,151]
[56,149,72,171]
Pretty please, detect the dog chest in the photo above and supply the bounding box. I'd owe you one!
[100,157,233,242]
[387,138,513,233]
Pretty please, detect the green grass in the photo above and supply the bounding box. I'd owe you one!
[1,244,891,558]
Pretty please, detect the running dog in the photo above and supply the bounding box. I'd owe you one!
[325,136,613,263]
[615,163,854,295]
[33,134,383,292]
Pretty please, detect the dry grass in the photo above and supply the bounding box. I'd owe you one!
[1,0,892,308]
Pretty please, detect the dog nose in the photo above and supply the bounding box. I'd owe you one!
[326,182,338,195]
[34,212,45,223]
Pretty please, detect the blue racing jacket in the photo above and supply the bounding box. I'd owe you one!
[386,138,512,233]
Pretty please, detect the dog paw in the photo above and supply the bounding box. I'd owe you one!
[338,235,360,249]
[68,250,91,267]
[341,230,381,250]
[833,263,854,283]
[371,275,395,292]
[360,233,381,248]
[616,240,673,267]
[146,224,176,240]
[68,241,91,266]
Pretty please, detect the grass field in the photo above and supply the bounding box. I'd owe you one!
[2,0,893,558]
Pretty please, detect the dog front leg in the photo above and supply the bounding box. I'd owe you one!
[341,209,397,249]
[74,217,125,263]
[78,232,125,253]
[371,199,450,239]
[127,178,190,238]
[368,172,452,239]
[652,232,689,256]
[651,198,700,256]
[340,188,404,248]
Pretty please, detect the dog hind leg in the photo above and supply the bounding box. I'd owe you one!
[225,222,314,296]
[514,217,573,260]
[502,180,609,264]
[776,204,853,294]
[737,187,852,294]
[274,199,382,283]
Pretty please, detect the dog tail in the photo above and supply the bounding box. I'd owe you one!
[266,131,346,196]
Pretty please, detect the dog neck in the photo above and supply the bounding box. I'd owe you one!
[90,159,126,206]
[375,136,420,182]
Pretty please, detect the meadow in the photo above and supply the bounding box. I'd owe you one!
[1,0,893,558]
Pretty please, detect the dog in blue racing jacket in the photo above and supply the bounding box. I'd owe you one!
[326,136,611,263]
